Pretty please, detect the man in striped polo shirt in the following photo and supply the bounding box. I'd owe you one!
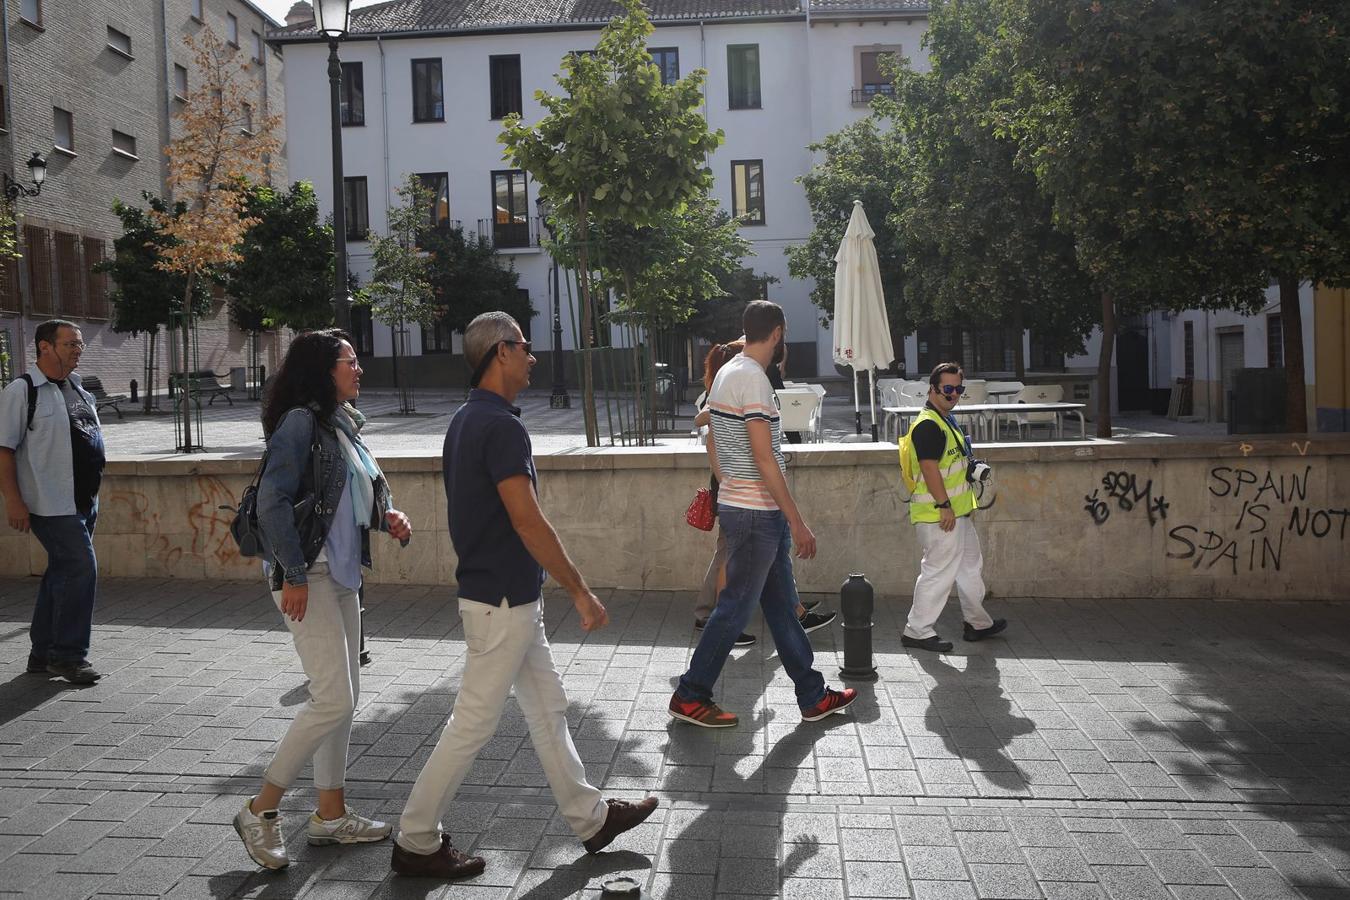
[669,301,856,728]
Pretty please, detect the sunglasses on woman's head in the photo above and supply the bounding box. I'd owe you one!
[939,384,966,396]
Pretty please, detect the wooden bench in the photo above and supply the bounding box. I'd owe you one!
[79,376,127,420]
[169,370,234,406]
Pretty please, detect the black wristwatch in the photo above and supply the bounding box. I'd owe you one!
[934,500,952,509]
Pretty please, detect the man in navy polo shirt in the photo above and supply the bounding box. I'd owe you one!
[392,312,657,881]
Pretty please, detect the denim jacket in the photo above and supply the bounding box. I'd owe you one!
[257,404,392,588]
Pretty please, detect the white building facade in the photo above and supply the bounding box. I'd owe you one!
[272,0,930,386]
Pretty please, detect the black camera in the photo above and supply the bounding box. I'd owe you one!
[967,460,993,484]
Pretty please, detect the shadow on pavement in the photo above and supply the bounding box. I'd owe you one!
[0,670,87,728]
[915,651,1037,793]
[513,848,651,899]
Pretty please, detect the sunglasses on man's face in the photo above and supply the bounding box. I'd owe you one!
[938,384,966,396]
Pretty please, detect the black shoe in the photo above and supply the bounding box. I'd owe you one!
[583,797,660,854]
[964,619,1008,642]
[902,635,953,653]
[799,610,837,634]
[391,834,485,880]
[26,655,47,674]
[694,619,756,647]
[800,597,822,612]
[46,660,100,684]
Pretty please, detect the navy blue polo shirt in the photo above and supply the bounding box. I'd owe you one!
[443,388,545,606]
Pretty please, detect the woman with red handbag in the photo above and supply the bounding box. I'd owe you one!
[689,341,833,645]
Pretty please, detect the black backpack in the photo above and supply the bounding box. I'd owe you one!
[18,374,39,431]
[224,412,322,559]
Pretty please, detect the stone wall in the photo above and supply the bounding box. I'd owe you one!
[1,437,1346,600]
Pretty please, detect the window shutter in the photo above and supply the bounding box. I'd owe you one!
[84,237,109,319]
[24,226,54,316]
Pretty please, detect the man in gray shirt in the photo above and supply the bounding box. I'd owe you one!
[0,319,106,684]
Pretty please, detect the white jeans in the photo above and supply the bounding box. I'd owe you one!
[263,563,361,791]
[396,598,607,854]
[906,516,994,639]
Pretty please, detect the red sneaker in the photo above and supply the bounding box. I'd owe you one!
[668,693,739,728]
[801,687,858,722]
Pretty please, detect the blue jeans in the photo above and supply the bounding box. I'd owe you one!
[677,506,825,710]
[28,508,98,665]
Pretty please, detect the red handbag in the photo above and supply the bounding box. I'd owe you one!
[685,487,715,531]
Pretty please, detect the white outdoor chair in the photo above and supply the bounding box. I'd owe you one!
[956,380,990,440]
[1011,383,1064,440]
[776,389,823,443]
[878,380,905,441]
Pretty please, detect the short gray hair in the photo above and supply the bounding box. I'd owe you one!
[463,312,520,372]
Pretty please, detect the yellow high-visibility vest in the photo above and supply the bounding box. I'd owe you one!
[902,407,976,524]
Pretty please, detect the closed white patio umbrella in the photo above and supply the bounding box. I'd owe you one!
[833,200,895,442]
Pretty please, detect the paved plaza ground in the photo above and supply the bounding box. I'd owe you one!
[1,578,1347,899]
[96,385,1226,457]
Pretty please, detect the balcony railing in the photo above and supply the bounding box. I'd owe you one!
[851,84,895,105]
[477,215,541,250]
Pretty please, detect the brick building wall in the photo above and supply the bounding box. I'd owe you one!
[0,0,288,395]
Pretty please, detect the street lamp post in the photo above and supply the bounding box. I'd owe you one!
[535,198,570,408]
[315,0,353,334]
[3,153,47,202]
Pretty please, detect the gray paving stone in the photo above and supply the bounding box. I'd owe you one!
[904,845,968,881]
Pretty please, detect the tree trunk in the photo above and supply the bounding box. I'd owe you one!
[1279,273,1307,434]
[1096,291,1115,439]
[391,313,404,414]
[1012,304,1026,380]
[574,197,599,446]
[179,272,197,450]
[144,331,156,413]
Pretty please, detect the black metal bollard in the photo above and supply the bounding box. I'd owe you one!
[839,573,878,682]
[129,379,138,403]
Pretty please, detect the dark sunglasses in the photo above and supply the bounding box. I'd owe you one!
[939,384,967,396]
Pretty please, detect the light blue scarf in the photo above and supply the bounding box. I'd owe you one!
[335,406,382,528]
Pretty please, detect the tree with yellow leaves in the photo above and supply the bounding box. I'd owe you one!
[156,27,279,450]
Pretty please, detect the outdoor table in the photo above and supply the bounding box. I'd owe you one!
[987,387,1021,402]
[882,402,1088,441]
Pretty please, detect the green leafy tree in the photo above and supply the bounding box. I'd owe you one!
[886,0,1096,377]
[360,175,444,414]
[98,195,213,411]
[228,181,335,332]
[788,117,915,343]
[1071,0,1350,432]
[421,224,528,334]
[1001,0,1268,436]
[685,267,778,344]
[500,0,723,445]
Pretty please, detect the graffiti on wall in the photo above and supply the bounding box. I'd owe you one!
[1176,465,1346,574]
[1084,463,1347,576]
[105,476,246,571]
[1084,470,1170,527]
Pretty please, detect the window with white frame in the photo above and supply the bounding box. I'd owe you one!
[174,64,188,99]
[226,13,239,46]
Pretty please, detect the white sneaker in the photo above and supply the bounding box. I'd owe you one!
[306,805,392,846]
[233,800,288,869]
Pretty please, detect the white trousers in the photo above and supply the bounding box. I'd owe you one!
[906,516,994,640]
[263,563,361,791]
[396,598,607,854]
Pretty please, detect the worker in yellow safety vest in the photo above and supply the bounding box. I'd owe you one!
[897,363,1007,652]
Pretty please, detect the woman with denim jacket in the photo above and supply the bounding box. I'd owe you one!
[233,329,412,871]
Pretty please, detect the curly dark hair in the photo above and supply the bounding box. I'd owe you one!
[261,329,352,438]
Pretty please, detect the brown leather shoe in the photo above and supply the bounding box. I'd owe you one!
[391,834,485,880]
[583,797,660,854]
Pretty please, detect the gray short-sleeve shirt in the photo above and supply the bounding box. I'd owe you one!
[0,368,99,516]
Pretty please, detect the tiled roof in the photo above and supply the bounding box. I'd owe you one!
[271,0,926,39]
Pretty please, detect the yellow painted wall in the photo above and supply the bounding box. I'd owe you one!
[1314,285,1350,431]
